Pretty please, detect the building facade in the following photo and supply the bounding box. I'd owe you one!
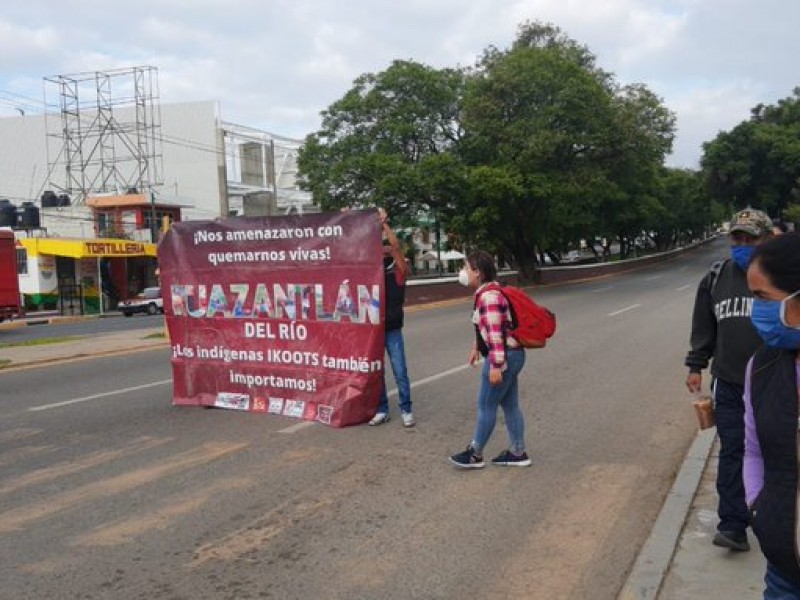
[0,100,315,312]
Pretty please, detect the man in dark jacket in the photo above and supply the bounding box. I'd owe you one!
[369,208,414,427]
[685,208,773,552]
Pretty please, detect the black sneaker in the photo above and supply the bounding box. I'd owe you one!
[449,446,485,469]
[712,530,750,552]
[491,450,532,467]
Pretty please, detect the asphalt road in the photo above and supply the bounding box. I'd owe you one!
[0,311,165,345]
[0,239,727,599]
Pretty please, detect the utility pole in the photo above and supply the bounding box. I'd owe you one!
[149,188,157,243]
[434,212,443,276]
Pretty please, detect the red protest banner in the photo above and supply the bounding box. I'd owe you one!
[157,210,384,427]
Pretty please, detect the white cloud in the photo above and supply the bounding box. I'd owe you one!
[665,80,766,169]
[0,19,58,63]
[0,0,798,166]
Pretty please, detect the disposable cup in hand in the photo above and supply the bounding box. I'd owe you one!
[693,396,715,430]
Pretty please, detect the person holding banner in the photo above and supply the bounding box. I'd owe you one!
[370,208,415,427]
[450,250,530,468]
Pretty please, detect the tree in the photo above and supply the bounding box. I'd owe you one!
[595,84,676,258]
[297,60,465,226]
[647,168,721,251]
[456,21,675,278]
[784,202,800,229]
[298,21,679,279]
[702,88,800,220]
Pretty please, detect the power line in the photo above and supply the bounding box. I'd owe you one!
[0,88,58,110]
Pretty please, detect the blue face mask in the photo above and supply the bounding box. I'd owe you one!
[731,245,756,270]
[750,290,800,349]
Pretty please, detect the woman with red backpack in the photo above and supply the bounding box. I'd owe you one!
[449,249,531,469]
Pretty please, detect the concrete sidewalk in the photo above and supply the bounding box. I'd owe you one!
[620,429,766,599]
[0,324,168,369]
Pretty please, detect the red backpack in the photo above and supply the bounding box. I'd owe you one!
[480,283,556,348]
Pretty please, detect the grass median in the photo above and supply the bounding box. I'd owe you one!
[0,336,87,349]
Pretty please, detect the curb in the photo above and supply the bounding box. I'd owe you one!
[0,312,128,330]
[0,340,170,372]
[617,428,716,600]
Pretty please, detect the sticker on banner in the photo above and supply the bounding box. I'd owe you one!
[317,404,334,425]
[268,397,284,414]
[283,399,305,418]
[215,392,250,411]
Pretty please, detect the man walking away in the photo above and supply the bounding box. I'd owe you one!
[685,208,773,552]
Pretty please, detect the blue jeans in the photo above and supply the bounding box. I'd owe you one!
[713,378,749,533]
[378,328,411,414]
[764,563,800,599]
[471,349,526,455]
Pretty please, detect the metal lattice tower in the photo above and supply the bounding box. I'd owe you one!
[44,66,163,204]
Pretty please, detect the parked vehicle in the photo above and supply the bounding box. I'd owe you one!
[0,230,23,322]
[119,287,163,317]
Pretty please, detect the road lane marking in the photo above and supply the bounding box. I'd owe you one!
[191,461,370,565]
[0,428,42,443]
[645,274,663,281]
[0,436,170,496]
[277,364,473,432]
[28,379,172,411]
[608,304,642,317]
[0,441,247,533]
[0,445,55,468]
[388,363,472,398]
[27,361,473,431]
[16,556,71,575]
[676,284,692,291]
[591,286,613,293]
[279,421,315,434]
[71,476,252,547]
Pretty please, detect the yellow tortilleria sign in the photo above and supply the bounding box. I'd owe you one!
[19,237,157,258]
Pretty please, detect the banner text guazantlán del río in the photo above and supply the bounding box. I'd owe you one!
[157,210,384,427]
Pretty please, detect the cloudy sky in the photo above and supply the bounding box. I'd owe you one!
[0,0,797,169]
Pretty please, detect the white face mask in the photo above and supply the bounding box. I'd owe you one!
[457,268,470,287]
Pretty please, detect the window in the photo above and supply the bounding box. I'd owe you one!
[143,210,173,232]
[96,211,117,236]
[16,248,27,275]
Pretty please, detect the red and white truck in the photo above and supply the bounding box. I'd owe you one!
[0,230,23,322]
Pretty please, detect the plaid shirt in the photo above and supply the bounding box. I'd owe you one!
[473,284,516,368]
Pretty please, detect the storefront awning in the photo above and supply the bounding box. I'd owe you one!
[19,237,157,259]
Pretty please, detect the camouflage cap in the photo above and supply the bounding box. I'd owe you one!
[729,208,772,237]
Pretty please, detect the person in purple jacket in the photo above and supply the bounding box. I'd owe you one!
[744,232,800,599]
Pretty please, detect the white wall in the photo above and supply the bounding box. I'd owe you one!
[38,205,95,238]
[0,101,225,229]
[0,113,48,203]
[17,253,57,296]
[159,101,225,220]
[0,100,317,229]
